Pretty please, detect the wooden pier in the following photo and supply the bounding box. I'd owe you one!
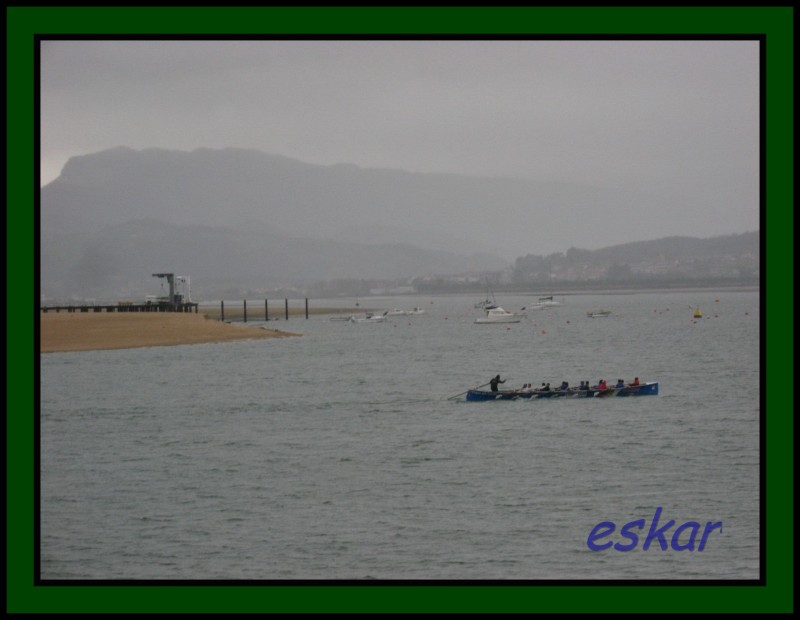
[40,302,199,314]
[41,298,358,321]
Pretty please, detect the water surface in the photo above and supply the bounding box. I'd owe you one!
[40,290,760,580]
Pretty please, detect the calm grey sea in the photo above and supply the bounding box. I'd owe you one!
[39,290,760,580]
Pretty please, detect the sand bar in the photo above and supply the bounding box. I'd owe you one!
[40,312,301,353]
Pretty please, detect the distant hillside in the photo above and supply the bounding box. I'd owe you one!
[41,146,515,256]
[40,146,740,260]
[510,232,759,284]
[39,146,758,300]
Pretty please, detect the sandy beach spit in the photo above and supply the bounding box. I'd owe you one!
[40,312,301,353]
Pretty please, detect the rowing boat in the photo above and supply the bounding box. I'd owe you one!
[464,382,658,401]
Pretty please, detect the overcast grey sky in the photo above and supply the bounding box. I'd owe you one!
[40,39,760,237]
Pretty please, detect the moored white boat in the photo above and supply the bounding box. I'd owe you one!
[474,307,522,324]
[349,312,388,323]
[385,307,426,316]
[537,295,562,307]
[587,310,612,318]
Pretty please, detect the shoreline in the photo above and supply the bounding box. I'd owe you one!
[40,312,301,354]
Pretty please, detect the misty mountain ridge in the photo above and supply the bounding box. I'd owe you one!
[40,146,758,299]
[41,145,707,258]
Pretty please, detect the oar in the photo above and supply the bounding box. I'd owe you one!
[446,381,493,400]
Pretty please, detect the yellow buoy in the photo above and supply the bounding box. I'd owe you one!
[693,307,703,319]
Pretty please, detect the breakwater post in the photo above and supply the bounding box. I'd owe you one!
[200,298,312,322]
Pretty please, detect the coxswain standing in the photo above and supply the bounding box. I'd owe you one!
[490,374,506,392]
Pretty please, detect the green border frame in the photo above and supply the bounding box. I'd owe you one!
[8,4,793,613]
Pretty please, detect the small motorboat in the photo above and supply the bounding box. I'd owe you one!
[385,307,426,316]
[349,312,388,323]
[474,307,522,324]
[537,295,562,307]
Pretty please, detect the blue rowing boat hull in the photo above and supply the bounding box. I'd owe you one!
[465,382,658,401]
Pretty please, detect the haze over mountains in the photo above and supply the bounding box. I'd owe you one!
[39,147,757,300]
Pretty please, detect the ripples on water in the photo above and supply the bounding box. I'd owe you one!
[39,291,760,579]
